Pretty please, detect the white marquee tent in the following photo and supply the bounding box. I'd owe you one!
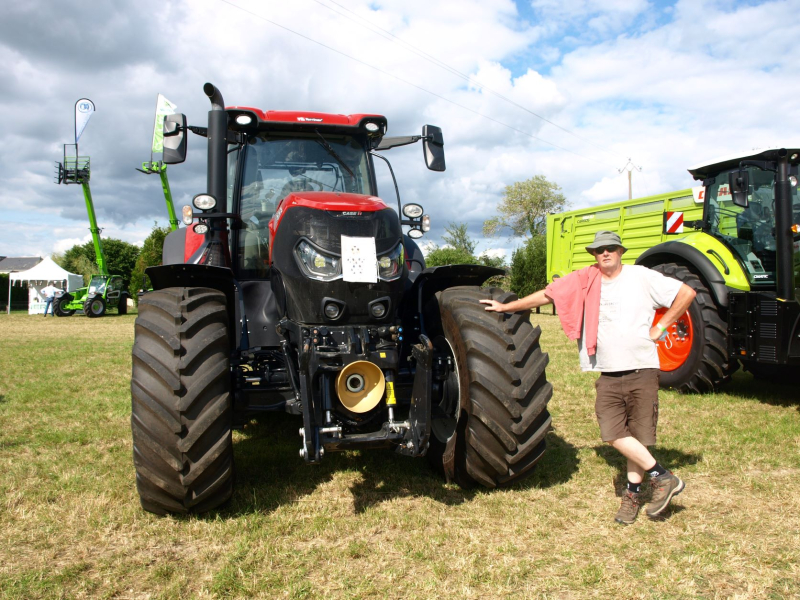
[9,257,83,315]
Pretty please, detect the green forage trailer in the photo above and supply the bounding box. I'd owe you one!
[547,148,800,392]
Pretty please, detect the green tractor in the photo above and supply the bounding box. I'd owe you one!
[54,147,130,317]
[547,148,800,392]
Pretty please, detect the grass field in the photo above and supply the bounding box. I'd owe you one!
[1,310,798,599]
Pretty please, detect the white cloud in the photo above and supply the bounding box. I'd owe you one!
[1,0,798,262]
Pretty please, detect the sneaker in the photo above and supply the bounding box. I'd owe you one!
[646,471,685,518]
[614,491,640,525]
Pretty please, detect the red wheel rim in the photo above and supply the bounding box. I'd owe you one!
[654,308,693,371]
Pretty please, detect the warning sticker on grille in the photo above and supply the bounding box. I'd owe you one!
[341,235,377,283]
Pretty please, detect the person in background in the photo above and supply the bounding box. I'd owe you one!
[41,283,61,317]
[480,230,696,524]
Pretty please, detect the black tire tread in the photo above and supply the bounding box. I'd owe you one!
[652,263,737,393]
[437,286,552,488]
[131,287,233,515]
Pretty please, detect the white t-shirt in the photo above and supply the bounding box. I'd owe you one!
[578,265,682,372]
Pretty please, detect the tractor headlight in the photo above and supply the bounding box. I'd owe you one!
[377,243,404,281]
[295,240,341,281]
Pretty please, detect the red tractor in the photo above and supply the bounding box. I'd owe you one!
[131,83,553,514]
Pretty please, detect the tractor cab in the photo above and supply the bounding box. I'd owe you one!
[689,148,800,293]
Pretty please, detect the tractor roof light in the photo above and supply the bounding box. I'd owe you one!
[235,114,253,125]
[193,194,217,210]
[421,215,431,232]
[182,204,193,225]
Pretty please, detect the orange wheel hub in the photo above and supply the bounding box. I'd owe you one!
[654,308,693,371]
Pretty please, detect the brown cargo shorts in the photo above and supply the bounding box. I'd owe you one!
[594,368,659,445]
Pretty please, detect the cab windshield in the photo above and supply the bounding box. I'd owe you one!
[88,276,107,295]
[705,167,786,286]
[236,133,374,277]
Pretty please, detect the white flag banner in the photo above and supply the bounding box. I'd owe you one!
[74,98,95,143]
[341,235,378,283]
[151,94,178,153]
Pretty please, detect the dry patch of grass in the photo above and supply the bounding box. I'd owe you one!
[1,310,799,599]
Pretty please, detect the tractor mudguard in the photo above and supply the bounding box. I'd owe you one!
[401,264,504,339]
[637,241,735,309]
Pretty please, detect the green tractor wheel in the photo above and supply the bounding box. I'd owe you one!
[425,286,552,488]
[54,294,75,317]
[85,297,106,318]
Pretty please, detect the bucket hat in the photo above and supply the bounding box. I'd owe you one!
[585,230,627,254]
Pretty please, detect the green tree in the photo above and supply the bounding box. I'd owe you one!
[423,221,509,288]
[56,238,140,290]
[130,225,171,302]
[509,234,548,299]
[441,222,476,256]
[483,175,568,238]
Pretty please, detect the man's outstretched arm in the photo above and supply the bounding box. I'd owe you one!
[649,284,696,342]
[480,289,553,313]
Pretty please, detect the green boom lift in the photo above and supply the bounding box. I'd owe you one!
[135,161,179,232]
[53,143,129,317]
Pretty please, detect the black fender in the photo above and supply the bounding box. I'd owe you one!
[401,264,505,337]
[636,241,732,308]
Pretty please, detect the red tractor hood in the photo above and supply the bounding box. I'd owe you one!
[267,192,392,263]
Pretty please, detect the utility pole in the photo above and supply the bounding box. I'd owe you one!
[618,158,642,200]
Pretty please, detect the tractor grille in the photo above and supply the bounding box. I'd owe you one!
[759,345,777,362]
[760,300,778,317]
[760,323,777,339]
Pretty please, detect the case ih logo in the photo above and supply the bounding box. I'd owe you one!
[297,117,323,122]
[341,211,362,216]
[665,211,684,234]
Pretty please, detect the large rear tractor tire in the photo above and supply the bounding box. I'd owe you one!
[651,263,737,393]
[131,287,234,515]
[425,287,553,488]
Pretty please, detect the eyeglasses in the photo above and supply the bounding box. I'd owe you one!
[593,245,619,255]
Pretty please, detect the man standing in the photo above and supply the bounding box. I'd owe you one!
[481,231,696,524]
[41,283,61,317]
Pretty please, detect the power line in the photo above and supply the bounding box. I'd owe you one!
[310,0,626,162]
[216,0,614,166]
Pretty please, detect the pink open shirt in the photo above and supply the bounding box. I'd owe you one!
[544,264,602,356]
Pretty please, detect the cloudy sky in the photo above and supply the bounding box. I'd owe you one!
[1,0,798,260]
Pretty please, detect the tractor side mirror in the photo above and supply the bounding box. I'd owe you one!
[422,125,445,172]
[163,113,187,164]
[728,169,749,208]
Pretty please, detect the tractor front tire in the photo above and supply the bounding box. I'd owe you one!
[131,287,234,515]
[54,295,75,317]
[85,296,106,318]
[652,263,736,393]
[426,287,553,488]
